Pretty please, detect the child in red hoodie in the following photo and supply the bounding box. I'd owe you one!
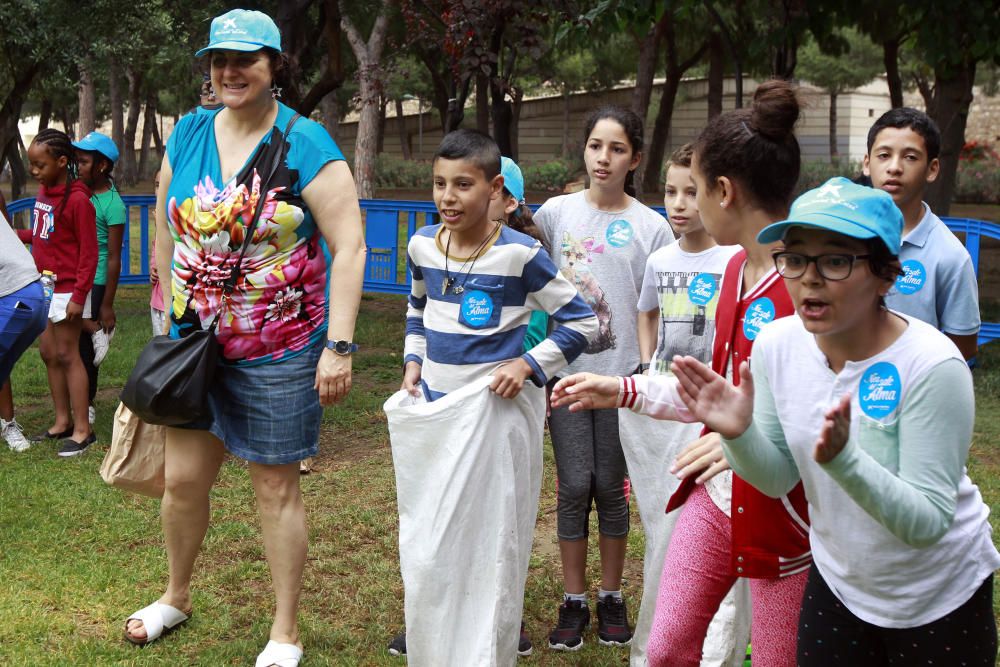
[19,129,98,456]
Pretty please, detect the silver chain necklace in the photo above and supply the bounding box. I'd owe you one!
[442,220,501,294]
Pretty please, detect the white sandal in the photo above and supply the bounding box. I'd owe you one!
[255,640,303,667]
[124,601,190,645]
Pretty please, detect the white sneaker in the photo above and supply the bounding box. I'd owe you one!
[92,327,115,366]
[1,418,31,452]
[88,405,96,425]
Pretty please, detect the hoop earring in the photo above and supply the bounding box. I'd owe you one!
[270,83,282,99]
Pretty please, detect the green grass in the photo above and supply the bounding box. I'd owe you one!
[1,287,998,665]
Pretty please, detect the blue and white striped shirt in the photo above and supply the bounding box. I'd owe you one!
[404,224,598,401]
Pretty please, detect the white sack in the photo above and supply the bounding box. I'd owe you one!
[385,376,545,667]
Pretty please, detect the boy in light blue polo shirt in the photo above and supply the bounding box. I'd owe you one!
[863,108,980,360]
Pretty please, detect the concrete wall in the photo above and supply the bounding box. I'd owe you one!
[334,77,898,166]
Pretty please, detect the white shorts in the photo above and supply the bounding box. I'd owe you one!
[48,292,92,323]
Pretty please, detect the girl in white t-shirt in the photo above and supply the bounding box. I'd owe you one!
[670,178,999,665]
[535,105,674,651]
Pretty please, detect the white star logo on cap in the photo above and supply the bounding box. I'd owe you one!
[816,182,843,199]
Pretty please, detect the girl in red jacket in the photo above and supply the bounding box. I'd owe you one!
[551,80,810,666]
[21,129,98,456]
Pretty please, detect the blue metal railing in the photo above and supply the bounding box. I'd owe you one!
[9,197,999,345]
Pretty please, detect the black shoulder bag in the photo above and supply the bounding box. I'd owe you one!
[121,113,300,426]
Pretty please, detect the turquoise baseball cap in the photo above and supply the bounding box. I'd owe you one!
[500,156,525,204]
[72,131,119,163]
[757,177,903,254]
[195,9,281,57]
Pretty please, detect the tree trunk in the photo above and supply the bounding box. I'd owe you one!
[78,61,96,137]
[354,81,381,198]
[122,65,144,187]
[38,98,52,132]
[377,95,388,154]
[643,75,682,192]
[445,76,471,133]
[59,107,75,141]
[4,139,26,201]
[320,91,340,141]
[341,0,391,199]
[561,90,572,157]
[490,79,514,157]
[925,61,976,216]
[108,59,124,151]
[298,0,345,117]
[395,98,412,160]
[139,89,156,179]
[883,37,903,109]
[829,91,839,164]
[708,31,724,120]
[631,27,662,121]
[704,2,742,108]
[510,87,522,163]
[151,113,163,158]
[476,72,490,134]
[0,62,39,159]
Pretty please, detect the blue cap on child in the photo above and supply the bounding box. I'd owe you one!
[72,132,119,164]
[757,177,904,255]
[195,9,282,57]
[500,157,525,204]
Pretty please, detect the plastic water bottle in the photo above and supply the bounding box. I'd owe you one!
[40,270,55,305]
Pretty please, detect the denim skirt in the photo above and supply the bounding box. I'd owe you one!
[174,341,323,465]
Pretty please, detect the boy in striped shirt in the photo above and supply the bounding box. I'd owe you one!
[403,130,597,400]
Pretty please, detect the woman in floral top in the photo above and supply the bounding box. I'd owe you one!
[123,10,366,667]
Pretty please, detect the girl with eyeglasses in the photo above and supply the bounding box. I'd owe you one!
[668,178,999,665]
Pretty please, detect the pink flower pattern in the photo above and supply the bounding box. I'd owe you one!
[168,171,326,363]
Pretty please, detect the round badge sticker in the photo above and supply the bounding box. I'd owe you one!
[605,219,634,248]
[688,273,718,306]
[461,290,493,327]
[742,297,775,341]
[859,361,901,418]
[895,260,926,295]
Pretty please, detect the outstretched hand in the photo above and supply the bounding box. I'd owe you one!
[671,356,754,440]
[550,373,620,412]
[814,393,851,463]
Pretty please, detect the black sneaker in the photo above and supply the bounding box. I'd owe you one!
[547,599,589,651]
[596,595,632,646]
[518,621,533,657]
[57,433,96,458]
[387,631,406,656]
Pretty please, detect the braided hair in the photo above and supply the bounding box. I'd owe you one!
[31,128,79,219]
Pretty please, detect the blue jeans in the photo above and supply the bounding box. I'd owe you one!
[0,281,47,384]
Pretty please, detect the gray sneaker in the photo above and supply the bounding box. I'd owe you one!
[1,418,31,452]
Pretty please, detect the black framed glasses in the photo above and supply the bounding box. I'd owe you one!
[772,251,872,281]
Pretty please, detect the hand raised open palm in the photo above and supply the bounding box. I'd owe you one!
[670,356,755,440]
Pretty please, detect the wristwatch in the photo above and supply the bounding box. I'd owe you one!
[636,362,650,374]
[326,339,359,355]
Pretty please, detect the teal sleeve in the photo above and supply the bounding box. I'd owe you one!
[820,359,973,547]
[107,192,127,227]
[522,311,549,352]
[285,116,345,193]
[721,360,801,497]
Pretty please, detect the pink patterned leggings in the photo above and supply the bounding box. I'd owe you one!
[648,484,808,667]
